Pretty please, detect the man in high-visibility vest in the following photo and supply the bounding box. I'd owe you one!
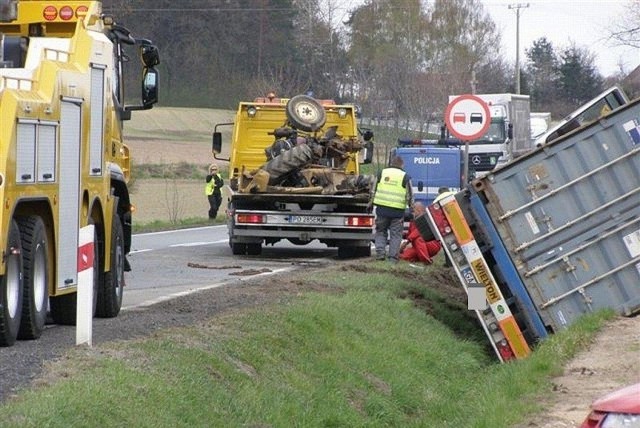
[372,155,412,262]
[205,163,224,219]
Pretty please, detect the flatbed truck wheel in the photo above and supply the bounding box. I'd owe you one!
[246,243,262,256]
[231,242,247,255]
[338,245,371,259]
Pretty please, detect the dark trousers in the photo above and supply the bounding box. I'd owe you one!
[208,193,222,219]
[374,216,404,260]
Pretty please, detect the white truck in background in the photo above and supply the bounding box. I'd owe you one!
[447,93,531,178]
[530,112,551,141]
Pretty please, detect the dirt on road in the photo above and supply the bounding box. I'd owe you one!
[519,313,640,427]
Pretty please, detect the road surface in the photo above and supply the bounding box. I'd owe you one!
[123,225,345,309]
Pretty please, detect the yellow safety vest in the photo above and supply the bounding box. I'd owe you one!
[205,173,222,196]
[373,168,407,209]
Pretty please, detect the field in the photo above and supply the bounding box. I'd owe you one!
[125,107,234,224]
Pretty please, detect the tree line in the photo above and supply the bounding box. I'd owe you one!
[104,0,639,121]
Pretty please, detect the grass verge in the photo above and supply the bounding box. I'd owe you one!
[132,162,214,180]
[0,260,613,427]
[132,216,221,233]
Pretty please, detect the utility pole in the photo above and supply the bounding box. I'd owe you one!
[470,69,477,94]
[508,3,529,94]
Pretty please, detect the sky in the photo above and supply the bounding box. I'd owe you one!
[481,0,640,77]
[331,0,640,77]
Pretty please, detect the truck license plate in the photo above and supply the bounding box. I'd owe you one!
[289,215,323,224]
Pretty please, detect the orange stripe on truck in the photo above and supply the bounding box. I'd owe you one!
[499,317,531,359]
[442,200,473,245]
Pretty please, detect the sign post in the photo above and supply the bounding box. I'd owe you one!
[444,94,491,182]
[76,224,94,346]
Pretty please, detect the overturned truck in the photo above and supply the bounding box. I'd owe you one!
[418,94,640,362]
[212,94,375,258]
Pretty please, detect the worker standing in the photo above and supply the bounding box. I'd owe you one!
[372,155,412,263]
[205,163,224,219]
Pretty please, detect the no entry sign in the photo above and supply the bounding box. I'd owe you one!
[445,94,491,141]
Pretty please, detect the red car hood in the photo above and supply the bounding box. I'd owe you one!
[591,383,640,414]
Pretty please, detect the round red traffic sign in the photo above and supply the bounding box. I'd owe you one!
[444,94,491,141]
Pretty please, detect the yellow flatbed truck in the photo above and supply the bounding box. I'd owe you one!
[213,94,375,258]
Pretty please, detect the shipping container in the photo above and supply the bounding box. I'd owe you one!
[425,95,640,360]
[474,95,640,331]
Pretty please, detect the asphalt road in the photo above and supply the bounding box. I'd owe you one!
[123,225,343,309]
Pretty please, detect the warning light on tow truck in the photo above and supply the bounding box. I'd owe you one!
[43,5,89,21]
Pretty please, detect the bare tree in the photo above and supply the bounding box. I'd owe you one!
[609,0,640,48]
[345,0,429,118]
[427,0,503,95]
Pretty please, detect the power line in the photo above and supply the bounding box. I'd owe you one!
[121,8,295,12]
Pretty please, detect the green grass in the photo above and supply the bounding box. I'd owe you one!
[0,262,613,427]
[131,216,221,233]
[133,162,225,180]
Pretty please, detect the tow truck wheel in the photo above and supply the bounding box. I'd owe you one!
[16,216,49,340]
[0,220,23,346]
[50,219,100,325]
[285,95,326,132]
[96,211,124,318]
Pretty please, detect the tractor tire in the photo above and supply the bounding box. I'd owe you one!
[262,144,315,185]
[286,95,326,132]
